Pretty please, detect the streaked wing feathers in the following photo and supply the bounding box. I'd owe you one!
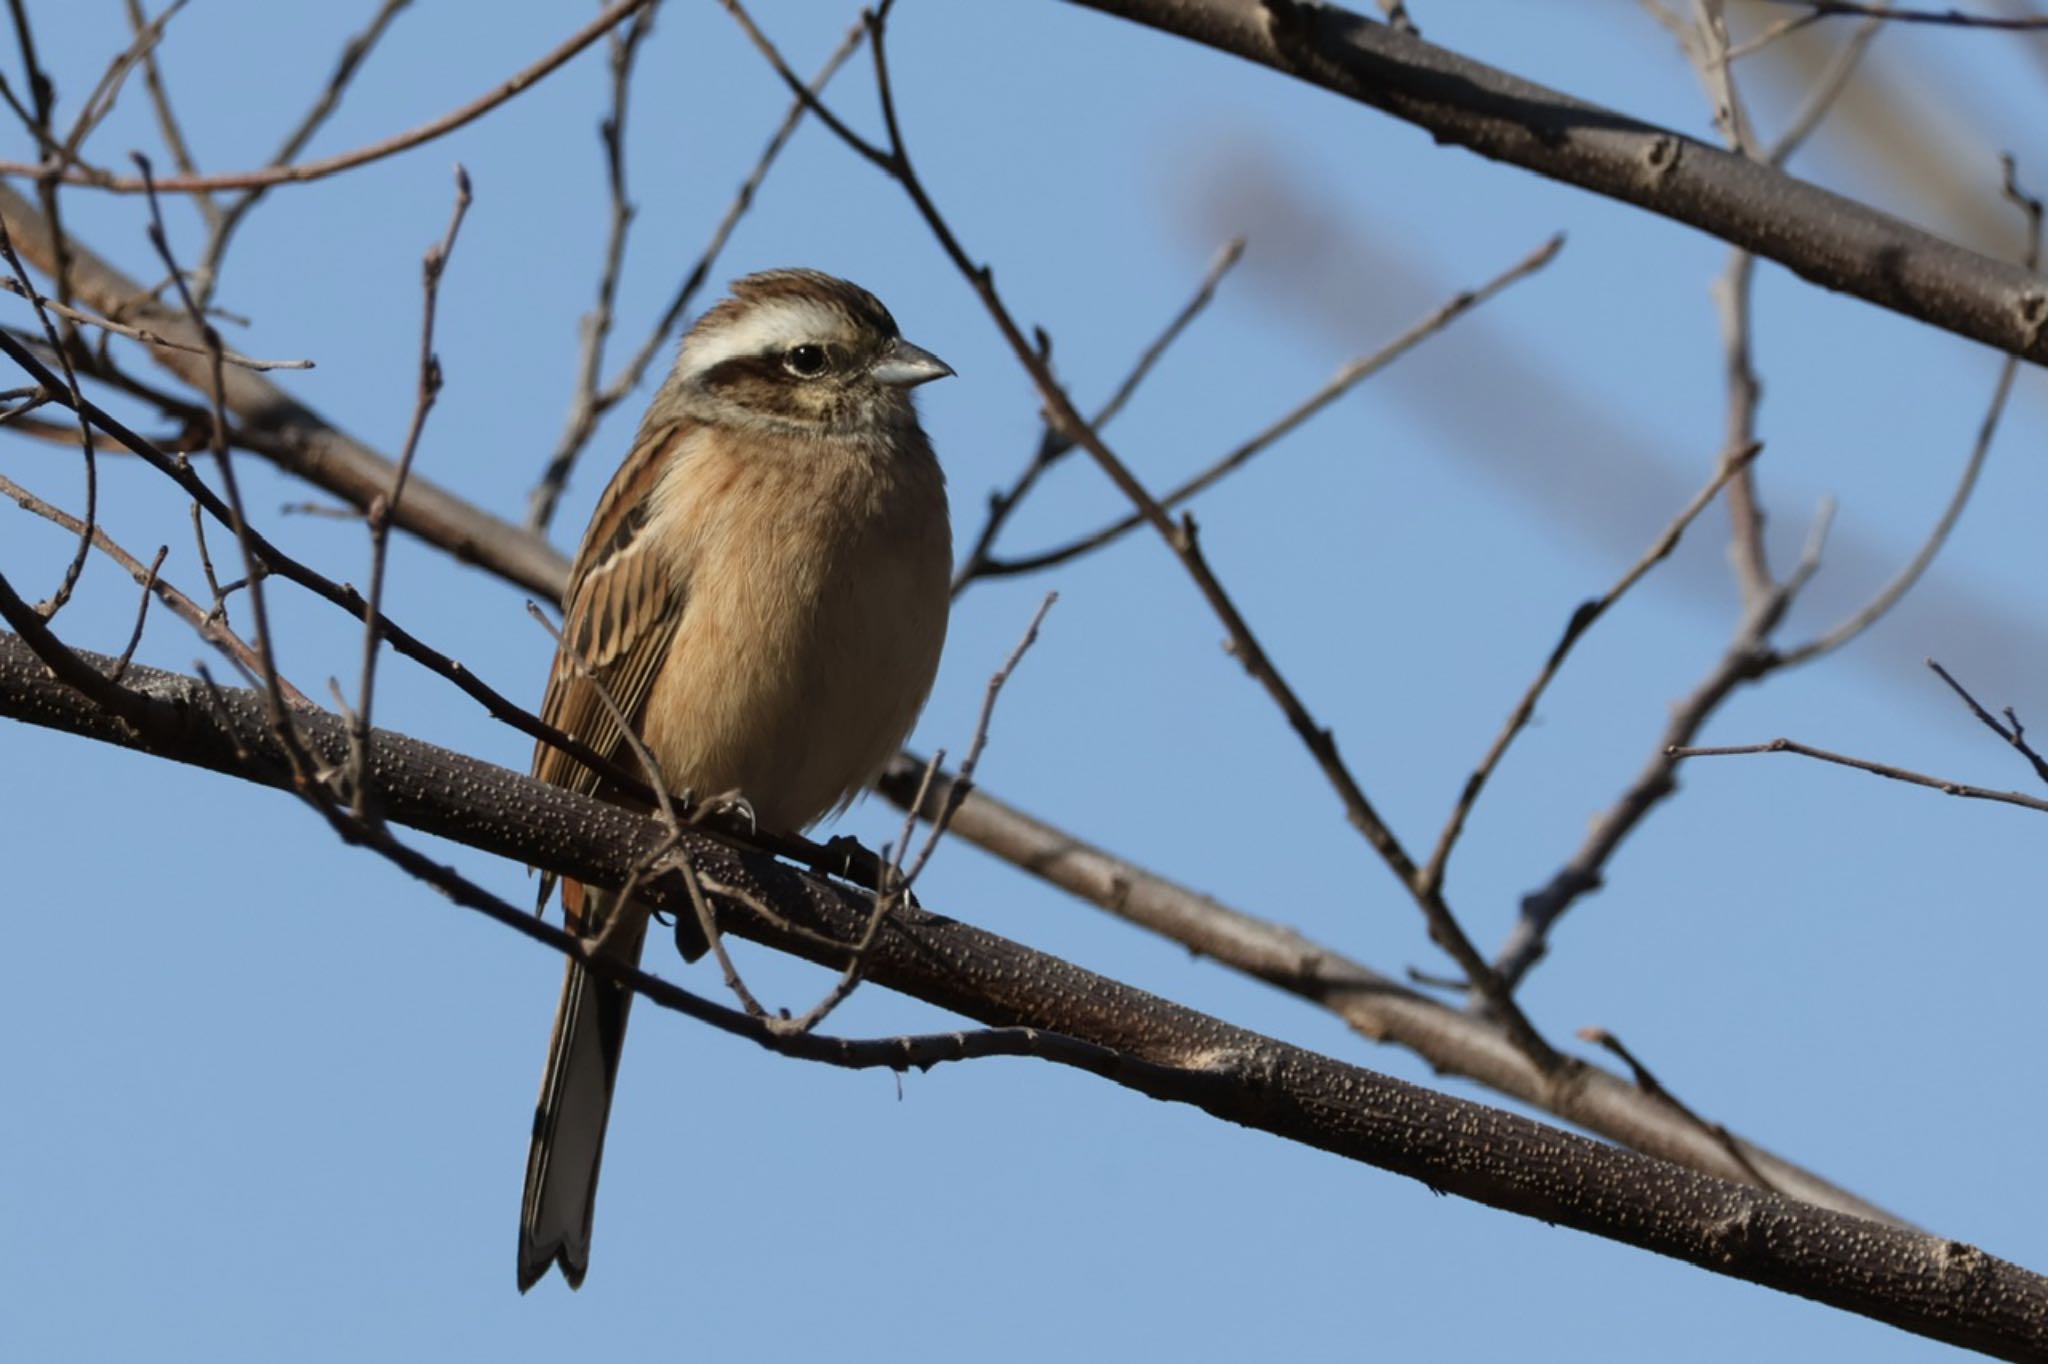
[532,424,690,803]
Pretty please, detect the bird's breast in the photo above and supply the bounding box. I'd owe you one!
[637,427,950,833]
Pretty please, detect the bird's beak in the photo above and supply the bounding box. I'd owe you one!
[870,337,955,388]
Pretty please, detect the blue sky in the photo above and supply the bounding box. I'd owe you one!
[4,3,2045,1360]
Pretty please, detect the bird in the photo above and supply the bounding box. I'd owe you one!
[518,268,954,1292]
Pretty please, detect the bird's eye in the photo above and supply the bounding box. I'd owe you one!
[783,343,828,377]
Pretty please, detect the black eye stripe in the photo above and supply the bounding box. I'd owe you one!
[696,354,788,390]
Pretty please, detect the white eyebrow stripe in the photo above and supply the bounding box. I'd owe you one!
[673,299,845,382]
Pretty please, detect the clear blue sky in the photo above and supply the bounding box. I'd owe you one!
[4,4,2045,1360]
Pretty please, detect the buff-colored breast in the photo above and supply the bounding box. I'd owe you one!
[635,422,950,835]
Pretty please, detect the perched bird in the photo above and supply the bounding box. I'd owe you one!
[518,269,954,1292]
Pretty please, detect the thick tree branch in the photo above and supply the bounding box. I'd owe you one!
[3,633,2045,1359]
[1062,0,2048,367]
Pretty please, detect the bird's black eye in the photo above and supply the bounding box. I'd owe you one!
[783,343,828,378]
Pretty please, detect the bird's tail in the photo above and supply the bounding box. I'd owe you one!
[518,889,646,1292]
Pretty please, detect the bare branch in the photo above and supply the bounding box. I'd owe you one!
[0,209,95,618]
[980,232,1563,581]
[50,1,187,177]
[107,543,166,682]
[953,235,1244,593]
[1762,10,1889,164]
[1780,154,2041,667]
[1578,1026,1781,1193]
[0,469,304,703]
[1063,0,2048,366]
[0,572,154,730]
[874,750,1906,1223]
[523,0,662,533]
[1680,8,1883,605]
[1928,660,2048,788]
[1499,495,1834,989]
[1419,441,1761,902]
[1669,738,2048,815]
[1756,0,2048,27]
[121,0,218,230]
[195,0,414,303]
[898,591,1054,890]
[351,166,471,818]
[0,0,657,195]
[0,275,312,368]
[5,635,2045,1362]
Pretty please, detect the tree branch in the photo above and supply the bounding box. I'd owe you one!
[1062,0,2048,366]
[0,0,656,195]
[872,749,1905,1226]
[2,630,2045,1360]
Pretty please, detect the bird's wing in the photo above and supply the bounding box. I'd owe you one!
[532,424,692,924]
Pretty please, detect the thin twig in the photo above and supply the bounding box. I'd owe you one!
[122,0,218,231]
[0,565,155,729]
[351,166,470,819]
[1668,739,2048,815]
[952,238,1245,592]
[1762,9,1889,164]
[1577,1027,1780,1193]
[108,544,167,682]
[0,212,95,618]
[775,592,1057,1038]
[0,470,305,703]
[1756,0,2048,26]
[1709,240,1772,606]
[3,0,56,135]
[522,1,657,533]
[195,0,413,305]
[881,749,945,897]
[1499,497,1834,989]
[675,852,772,1019]
[1722,8,1829,58]
[1928,660,2048,788]
[0,179,569,600]
[50,2,188,180]
[0,275,312,368]
[0,0,655,194]
[902,591,1055,887]
[1498,0,1887,985]
[1713,3,1880,603]
[1418,442,1761,901]
[981,233,1564,581]
[1687,1,1764,159]
[1778,154,2040,668]
[1658,0,1838,606]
